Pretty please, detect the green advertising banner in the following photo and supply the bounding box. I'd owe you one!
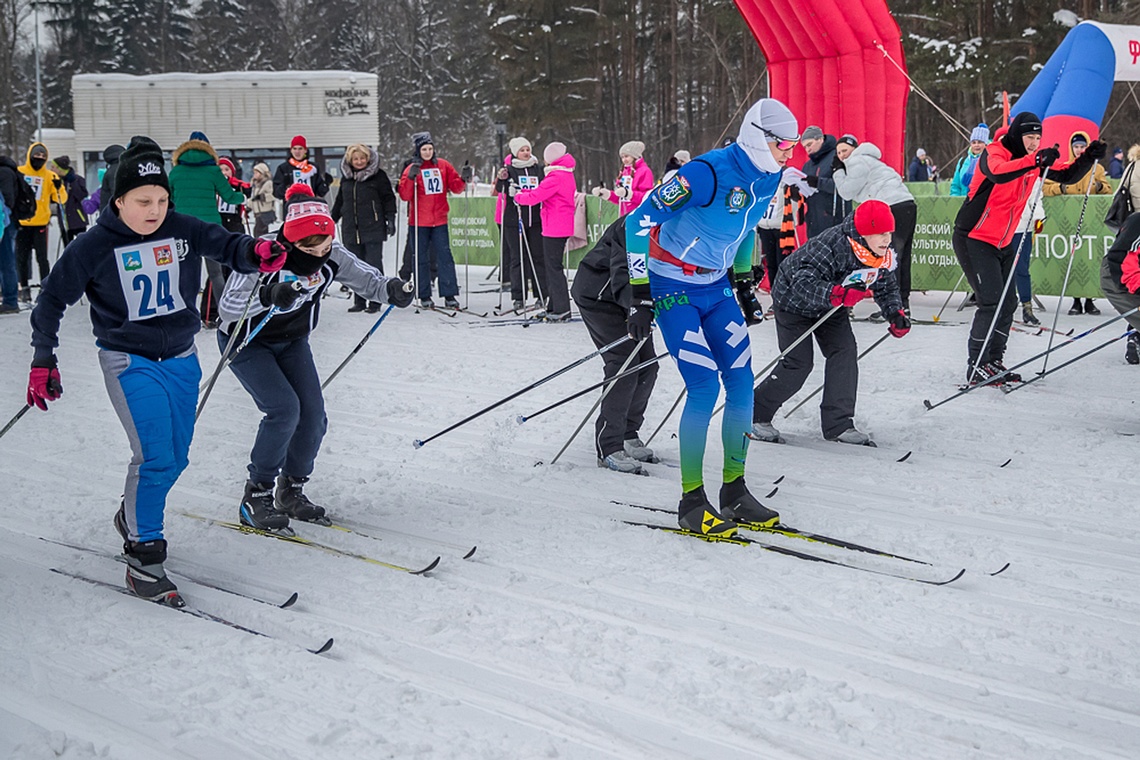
[910,194,1117,298]
[448,195,621,268]
[448,190,1118,297]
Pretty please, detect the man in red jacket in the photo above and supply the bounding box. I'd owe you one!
[397,132,466,309]
[952,111,1104,384]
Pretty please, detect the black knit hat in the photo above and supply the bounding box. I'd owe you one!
[412,131,434,155]
[113,136,170,202]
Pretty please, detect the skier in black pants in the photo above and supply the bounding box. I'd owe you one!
[496,137,546,311]
[751,201,908,447]
[571,216,659,474]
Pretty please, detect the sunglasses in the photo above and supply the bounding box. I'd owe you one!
[756,124,799,151]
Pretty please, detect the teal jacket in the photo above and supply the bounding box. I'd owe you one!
[168,139,245,224]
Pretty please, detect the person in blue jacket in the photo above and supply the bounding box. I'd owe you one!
[625,98,799,537]
[950,124,990,196]
[26,136,288,605]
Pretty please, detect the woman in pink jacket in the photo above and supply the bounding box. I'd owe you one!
[514,142,576,321]
[591,140,655,216]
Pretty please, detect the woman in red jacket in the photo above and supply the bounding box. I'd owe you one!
[514,142,576,321]
[953,112,1103,384]
[397,132,466,309]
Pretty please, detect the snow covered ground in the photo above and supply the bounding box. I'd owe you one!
[1,271,1137,760]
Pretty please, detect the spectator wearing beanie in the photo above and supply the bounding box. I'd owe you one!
[751,201,908,447]
[216,157,251,234]
[496,135,547,311]
[591,140,655,217]
[951,123,991,197]
[831,135,918,314]
[331,143,397,312]
[397,131,466,308]
[274,135,330,200]
[52,155,90,244]
[662,150,690,182]
[168,131,248,326]
[799,126,853,238]
[514,141,576,320]
[98,143,125,214]
[217,183,414,535]
[248,162,276,237]
[27,134,283,604]
[16,141,67,302]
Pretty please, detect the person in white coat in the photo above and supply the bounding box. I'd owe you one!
[832,136,918,314]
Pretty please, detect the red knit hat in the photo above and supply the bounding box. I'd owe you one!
[291,135,307,149]
[217,157,236,174]
[854,200,895,236]
[282,184,334,242]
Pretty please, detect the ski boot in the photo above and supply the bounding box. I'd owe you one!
[1084,299,1101,316]
[419,298,435,309]
[677,486,737,537]
[1068,298,1083,315]
[623,437,660,464]
[512,300,525,312]
[543,311,572,323]
[719,477,780,527]
[275,475,331,525]
[826,427,877,447]
[123,537,183,606]
[987,360,1022,384]
[444,297,461,310]
[240,480,293,534]
[1021,302,1041,326]
[597,451,644,475]
[747,420,785,443]
[868,310,886,324]
[1127,333,1140,365]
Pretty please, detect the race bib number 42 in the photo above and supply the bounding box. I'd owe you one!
[421,168,443,195]
[115,238,186,321]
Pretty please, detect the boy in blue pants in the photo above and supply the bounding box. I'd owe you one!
[27,136,287,604]
[625,98,799,536]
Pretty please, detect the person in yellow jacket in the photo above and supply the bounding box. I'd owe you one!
[1043,133,1113,198]
[17,142,67,302]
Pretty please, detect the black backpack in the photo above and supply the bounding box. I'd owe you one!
[8,169,37,222]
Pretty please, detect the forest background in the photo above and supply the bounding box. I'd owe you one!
[1,0,1138,183]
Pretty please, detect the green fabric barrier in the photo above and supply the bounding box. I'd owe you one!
[448,195,622,269]
[910,194,1116,298]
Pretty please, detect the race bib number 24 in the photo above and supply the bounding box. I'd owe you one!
[115,238,186,321]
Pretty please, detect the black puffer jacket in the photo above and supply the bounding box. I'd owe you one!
[495,160,543,229]
[801,134,851,238]
[331,164,397,245]
[571,217,630,308]
[0,156,21,213]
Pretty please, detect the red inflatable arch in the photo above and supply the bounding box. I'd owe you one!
[733,0,910,174]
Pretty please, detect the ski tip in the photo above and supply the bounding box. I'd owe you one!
[462,546,478,560]
[412,556,441,575]
[989,562,1011,576]
[896,451,913,463]
[999,458,1012,468]
[933,568,967,586]
[310,637,334,655]
[412,439,424,449]
[772,475,785,485]
[765,487,779,499]
[280,592,299,609]
[533,460,544,467]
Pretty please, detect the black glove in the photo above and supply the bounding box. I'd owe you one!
[52,177,62,189]
[386,278,415,308]
[804,174,819,188]
[261,281,303,309]
[460,162,473,183]
[887,309,911,338]
[831,156,846,173]
[627,300,655,341]
[407,164,421,180]
[1085,140,1107,161]
[734,277,763,325]
[1035,146,1061,170]
[385,216,396,238]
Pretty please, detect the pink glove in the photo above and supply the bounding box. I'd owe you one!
[253,239,287,273]
[27,364,63,411]
[829,284,867,308]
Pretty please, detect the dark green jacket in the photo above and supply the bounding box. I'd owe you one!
[168,139,244,225]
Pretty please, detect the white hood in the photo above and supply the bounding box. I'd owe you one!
[737,98,800,174]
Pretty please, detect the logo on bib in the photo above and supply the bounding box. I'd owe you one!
[725,186,749,214]
[121,251,143,271]
[153,245,173,266]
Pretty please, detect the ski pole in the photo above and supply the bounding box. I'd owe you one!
[517,352,669,425]
[932,272,966,323]
[321,303,397,390]
[1003,329,1134,396]
[195,273,266,414]
[463,183,470,310]
[413,336,632,448]
[783,332,891,418]
[0,404,31,441]
[519,207,547,308]
[1040,161,1098,375]
[549,337,648,465]
[971,169,1048,378]
[923,306,1140,410]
